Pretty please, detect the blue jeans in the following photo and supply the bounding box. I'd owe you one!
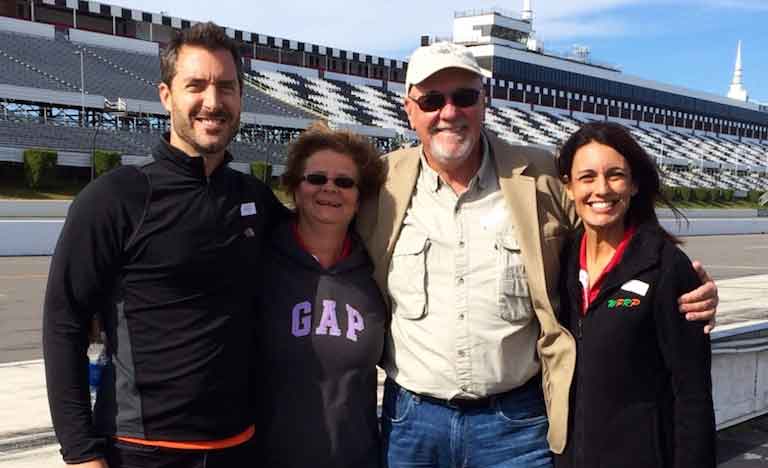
[381,378,553,468]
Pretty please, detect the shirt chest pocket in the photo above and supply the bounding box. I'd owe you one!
[496,234,534,324]
[388,234,430,320]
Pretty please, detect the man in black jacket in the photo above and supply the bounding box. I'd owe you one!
[43,22,284,468]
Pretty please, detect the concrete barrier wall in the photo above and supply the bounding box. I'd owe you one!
[711,325,768,429]
[712,349,768,429]
[0,201,71,218]
[0,220,63,256]
[657,208,759,219]
[2,200,767,256]
[660,217,768,236]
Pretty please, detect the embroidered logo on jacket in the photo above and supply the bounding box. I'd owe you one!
[607,298,641,308]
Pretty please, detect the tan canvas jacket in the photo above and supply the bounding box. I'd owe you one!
[356,131,578,453]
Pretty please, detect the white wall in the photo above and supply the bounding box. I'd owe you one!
[661,217,768,236]
[0,16,54,39]
[0,200,71,218]
[69,29,158,55]
[0,220,64,256]
[711,327,768,429]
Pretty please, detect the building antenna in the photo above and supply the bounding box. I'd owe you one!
[522,0,533,22]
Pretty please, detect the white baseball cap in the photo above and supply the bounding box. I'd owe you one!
[405,42,485,91]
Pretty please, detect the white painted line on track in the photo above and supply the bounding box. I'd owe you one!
[0,220,63,223]
[0,359,43,368]
[0,275,47,280]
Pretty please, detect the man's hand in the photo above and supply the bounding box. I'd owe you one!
[678,260,718,334]
[67,458,108,468]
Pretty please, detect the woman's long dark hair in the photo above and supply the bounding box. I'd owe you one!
[558,121,686,244]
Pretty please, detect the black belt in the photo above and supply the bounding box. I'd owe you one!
[418,393,497,410]
[414,374,541,411]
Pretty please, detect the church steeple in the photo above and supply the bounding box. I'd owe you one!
[727,40,748,102]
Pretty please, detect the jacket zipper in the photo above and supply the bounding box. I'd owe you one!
[575,310,585,466]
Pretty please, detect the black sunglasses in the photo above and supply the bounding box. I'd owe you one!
[301,173,357,189]
[407,88,482,112]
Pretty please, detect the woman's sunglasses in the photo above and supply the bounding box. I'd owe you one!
[301,173,357,189]
[407,88,482,112]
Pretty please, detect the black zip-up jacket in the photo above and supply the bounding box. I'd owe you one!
[555,223,715,468]
[43,137,285,463]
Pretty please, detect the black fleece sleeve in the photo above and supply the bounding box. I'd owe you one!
[653,245,716,468]
[42,167,147,463]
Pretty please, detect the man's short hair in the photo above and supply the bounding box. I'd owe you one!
[160,22,244,93]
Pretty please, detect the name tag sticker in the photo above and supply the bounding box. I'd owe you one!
[621,280,649,297]
[240,202,257,217]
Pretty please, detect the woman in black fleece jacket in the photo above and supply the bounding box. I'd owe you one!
[554,122,716,468]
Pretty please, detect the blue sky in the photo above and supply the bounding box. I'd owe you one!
[109,0,767,104]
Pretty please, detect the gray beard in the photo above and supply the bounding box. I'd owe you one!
[428,133,475,168]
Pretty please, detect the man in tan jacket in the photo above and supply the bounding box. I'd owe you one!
[357,42,717,467]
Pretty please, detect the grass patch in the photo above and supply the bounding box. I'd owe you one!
[0,178,85,199]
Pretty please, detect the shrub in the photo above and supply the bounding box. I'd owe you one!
[93,150,122,178]
[676,186,692,202]
[748,190,763,203]
[660,185,676,202]
[23,148,57,189]
[692,187,711,203]
[250,161,272,182]
[721,189,734,202]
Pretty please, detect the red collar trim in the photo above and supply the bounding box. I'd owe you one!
[292,222,352,267]
[579,225,636,315]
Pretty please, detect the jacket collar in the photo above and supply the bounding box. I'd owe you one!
[566,222,666,311]
[485,130,531,177]
[153,133,234,180]
[271,219,370,274]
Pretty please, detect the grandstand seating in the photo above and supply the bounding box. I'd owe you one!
[0,29,764,192]
[0,119,146,154]
[0,30,313,119]
[0,119,288,163]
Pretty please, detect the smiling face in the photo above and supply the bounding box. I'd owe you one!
[566,141,638,240]
[294,149,360,229]
[404,68,484,171]
[158,45,241,159]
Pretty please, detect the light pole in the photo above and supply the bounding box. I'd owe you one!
[73,49,97,180]
[73,50,85,127]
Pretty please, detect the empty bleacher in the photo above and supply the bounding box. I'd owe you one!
[0,27,764,192]
[0,30,313,119]
[0,118,286,164]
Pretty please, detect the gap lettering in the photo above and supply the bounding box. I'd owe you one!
[291,300,365,342]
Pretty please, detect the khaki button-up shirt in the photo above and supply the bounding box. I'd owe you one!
[383,138,541,399]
